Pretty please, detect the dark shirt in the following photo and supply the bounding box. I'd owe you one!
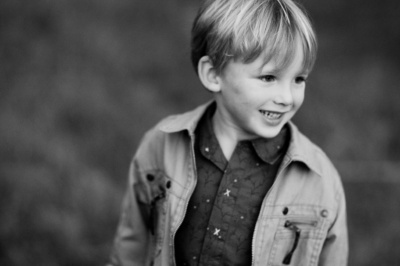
[175,103,289,266]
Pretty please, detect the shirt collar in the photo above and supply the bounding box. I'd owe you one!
[251,126,289,165]
[158,101,323,176]
[195,102,288,166]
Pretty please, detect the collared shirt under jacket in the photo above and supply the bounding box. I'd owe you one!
[175,103,289,265]
[108,101,349,266]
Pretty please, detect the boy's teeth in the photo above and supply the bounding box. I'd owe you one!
[260,110,282,119]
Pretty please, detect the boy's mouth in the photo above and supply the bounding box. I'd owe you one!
[259,110,283,120]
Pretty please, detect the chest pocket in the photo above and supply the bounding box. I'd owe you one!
[268,205,332,266]
[136,169,172,261]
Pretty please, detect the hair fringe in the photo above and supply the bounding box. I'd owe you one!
[191,0,317,74]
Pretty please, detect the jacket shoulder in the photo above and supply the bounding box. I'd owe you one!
[137,114,183,154]
[136,103,210,154]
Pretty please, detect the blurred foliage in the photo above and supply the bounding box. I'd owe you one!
[0,0,399,265]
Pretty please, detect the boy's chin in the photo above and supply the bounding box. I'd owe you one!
[255,124,287,139]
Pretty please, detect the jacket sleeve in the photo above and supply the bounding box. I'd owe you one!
[318,180,349,266]
[108,159,152,266]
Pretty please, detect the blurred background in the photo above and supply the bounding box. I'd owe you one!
[0,0,399,265]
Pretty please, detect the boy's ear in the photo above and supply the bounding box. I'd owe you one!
[197,56,221,93]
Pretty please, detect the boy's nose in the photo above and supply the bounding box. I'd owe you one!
[273,83,293,106]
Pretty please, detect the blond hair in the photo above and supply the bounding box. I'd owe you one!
[191,0,317,74]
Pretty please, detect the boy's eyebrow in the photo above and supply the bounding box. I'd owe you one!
[256,57,279,73]
[257,63,310,77]
[301,70,310,76]
[257,63,283,75]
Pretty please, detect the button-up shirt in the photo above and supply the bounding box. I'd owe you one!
[175,103,289,266]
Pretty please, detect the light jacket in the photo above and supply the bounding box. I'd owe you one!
[108,102,348,266]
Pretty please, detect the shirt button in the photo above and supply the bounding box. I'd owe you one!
[146,174,154,181]
[282,207,289,215]
[321,209,329,218]
[205,147,210,152]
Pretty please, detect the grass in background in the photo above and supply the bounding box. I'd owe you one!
[0,0,399,265]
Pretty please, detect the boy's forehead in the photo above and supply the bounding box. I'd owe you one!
[256,40,307,73]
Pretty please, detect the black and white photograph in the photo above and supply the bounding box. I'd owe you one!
[0,0,399,265]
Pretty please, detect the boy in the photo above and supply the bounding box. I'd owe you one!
[108,0,348,265]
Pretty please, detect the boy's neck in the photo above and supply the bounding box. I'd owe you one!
[212,111,245,161]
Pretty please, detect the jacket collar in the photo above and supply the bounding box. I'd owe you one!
[285,122,323,177]
[158,101,212,135]
[158,101,323,176]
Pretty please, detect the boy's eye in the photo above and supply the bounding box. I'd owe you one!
[260,75,276,82]
[295,76,307,84]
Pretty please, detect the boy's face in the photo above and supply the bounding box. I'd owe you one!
[213,39,307,140]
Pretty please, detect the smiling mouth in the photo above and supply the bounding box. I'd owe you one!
[259,110,283,120]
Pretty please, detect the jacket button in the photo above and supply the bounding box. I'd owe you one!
[320,209,328,218]
[282,207,289,215]
[146,174,154,181]
[166,180,171,189]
